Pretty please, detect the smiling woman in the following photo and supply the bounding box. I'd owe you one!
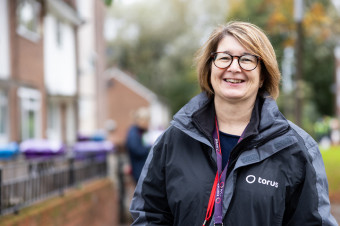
[129,21,337,226]
[210,34,262,133]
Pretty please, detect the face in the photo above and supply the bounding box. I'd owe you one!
[137,118,150,130]
[210,35,262,105]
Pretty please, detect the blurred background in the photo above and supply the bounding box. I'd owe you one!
[0,0,340,225]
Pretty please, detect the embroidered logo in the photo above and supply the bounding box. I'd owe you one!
[245,175,279,188]
[245,175,256,184]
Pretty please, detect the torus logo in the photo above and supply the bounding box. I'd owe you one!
[246,175,279,188]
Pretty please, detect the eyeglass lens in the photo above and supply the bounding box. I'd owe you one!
[213,53,258,71]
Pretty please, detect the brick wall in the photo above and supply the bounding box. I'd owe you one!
[106,77,150,146]
[8,0,47,141]
[0,179,119,226]
[9,0,45,87]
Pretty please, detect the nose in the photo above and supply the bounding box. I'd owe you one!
[227,57,242,72]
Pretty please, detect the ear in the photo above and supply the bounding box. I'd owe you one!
[260,80,264,88]
[259,68,265,88]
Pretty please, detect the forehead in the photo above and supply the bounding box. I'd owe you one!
[216,35,251,54]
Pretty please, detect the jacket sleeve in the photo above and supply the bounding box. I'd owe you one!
[284,136,338,226]
[129,134,174,225]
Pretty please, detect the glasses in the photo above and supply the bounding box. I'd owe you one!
[211,52,260,71]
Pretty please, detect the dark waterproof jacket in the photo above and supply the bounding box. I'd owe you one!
[126,125,150,182]
[130,92,337,226]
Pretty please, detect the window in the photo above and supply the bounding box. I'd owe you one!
[47,101,61,141]
[0,0,11,79]
[0,90,8,143]
[16,0,41,42]
[56,19,63,47]
[18,87,41,140]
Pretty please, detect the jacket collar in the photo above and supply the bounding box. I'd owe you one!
[171,92,214,147]
[190,93,263,142]
[171,92,289,148]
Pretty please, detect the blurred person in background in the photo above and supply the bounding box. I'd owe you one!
[330,118,340,146]
[126,107,152,183]
[130,21,337,225]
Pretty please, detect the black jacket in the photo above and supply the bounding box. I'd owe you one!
[130,92,337,226]
[126,125,150,182]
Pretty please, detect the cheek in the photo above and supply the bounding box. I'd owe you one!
[210,67,215,82]
[252,68,262,84]
[210,70,219,88]
[210,66,221,80]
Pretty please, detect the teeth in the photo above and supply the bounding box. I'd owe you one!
[225,79,242,83]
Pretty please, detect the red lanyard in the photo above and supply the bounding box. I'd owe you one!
[203,116,246,225]
[203,173,219,226]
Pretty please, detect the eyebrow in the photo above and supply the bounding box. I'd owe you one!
[217,50,253,56]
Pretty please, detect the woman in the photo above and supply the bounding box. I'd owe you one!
[130,21,337,225]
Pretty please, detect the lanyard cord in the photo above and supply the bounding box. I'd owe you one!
[203,173,218,226]
[203,118,224,226]
[203,117,245,225]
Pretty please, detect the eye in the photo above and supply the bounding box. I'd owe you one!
[216,54,232,61]
[240,55,256,63]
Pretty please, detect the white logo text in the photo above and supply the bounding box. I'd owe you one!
[246,175,278,188]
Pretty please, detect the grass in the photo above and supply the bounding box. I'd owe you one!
[320,146,340,200]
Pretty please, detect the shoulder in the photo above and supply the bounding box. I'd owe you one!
[288,121,320,160]
[153,125,193,147]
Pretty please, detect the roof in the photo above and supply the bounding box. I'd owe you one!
[47,0,83,26]
[105,67,158,103]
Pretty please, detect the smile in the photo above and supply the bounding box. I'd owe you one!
[224,79,244,84]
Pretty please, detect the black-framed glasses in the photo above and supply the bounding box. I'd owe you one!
[211,52,260,71]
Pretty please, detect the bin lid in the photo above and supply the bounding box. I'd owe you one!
[0,142,19,153]
[73,140,114,153]
[20,139,65,153]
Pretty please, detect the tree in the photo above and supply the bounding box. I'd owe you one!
[227,0,339,124]
[106,0,229,114]
[103,0,113,6]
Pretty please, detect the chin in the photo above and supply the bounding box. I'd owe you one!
[221,91,244,99]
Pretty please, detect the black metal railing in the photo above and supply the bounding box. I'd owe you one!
[0,154,108,216]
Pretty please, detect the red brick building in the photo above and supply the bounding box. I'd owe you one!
[105,68,170,146]
[0,0,82,144]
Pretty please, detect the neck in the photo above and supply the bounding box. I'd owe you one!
[214,96,256,136]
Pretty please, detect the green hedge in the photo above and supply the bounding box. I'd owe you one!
[321,147,340,195]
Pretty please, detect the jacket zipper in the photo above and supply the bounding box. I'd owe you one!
[252,126,290,149]
[220,126,290,224]
[226,126,290,178]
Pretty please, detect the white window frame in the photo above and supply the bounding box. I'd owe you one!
[47,100,61,141]
[0,0,11,79]
[55,18,63,47]
[65,101,76,144]
[16,0,41,42]
[18,87,42,140]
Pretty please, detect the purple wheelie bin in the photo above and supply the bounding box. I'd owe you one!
[20,139,65,159]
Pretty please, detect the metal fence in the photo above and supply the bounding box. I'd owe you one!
[0,154,108,216]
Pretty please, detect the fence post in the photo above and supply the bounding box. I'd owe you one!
[117,153,126,223]
[104,153,108,177]
[69,157,75,186]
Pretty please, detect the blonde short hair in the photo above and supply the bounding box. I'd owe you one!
[134,107,150,122]
[196,21,281,99]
